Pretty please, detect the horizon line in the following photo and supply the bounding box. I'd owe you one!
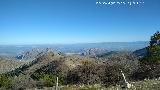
[0,41,149,46]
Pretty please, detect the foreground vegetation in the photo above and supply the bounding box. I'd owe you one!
[15,79,160,90]
[1,58,159,90]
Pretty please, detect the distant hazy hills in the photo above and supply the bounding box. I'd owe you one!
[0,41,149,56]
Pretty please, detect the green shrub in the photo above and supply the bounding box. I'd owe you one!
[134,31,160,80]
[66,60,138,87]
[31,72,66,87]
[140,31,160,64]
[0,74,13,88]
[131,63,160,80]
[67,60,101,85]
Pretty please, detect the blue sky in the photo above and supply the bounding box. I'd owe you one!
[0,0,160,45]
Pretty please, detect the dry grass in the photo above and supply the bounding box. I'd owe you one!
[25,79,160,90]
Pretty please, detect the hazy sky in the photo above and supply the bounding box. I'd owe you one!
[0,0,160,44]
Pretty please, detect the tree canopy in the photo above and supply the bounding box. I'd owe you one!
[141,31,160,64]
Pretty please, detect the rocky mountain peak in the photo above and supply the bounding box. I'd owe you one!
[16,48,57,61]
[81,48,107,56]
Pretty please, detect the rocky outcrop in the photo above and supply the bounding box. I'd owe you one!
[81,48,108,56]
[16,48,56,61]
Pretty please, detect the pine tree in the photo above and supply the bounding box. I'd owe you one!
[140,31,160,64]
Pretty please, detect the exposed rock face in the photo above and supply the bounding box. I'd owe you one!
[81,48,108,56]
[16,48,41,60]
[10,49,63,76]
[45,48,54,53]
[16,48,56,61]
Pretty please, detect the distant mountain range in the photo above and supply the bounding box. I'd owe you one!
[0,41,149,57]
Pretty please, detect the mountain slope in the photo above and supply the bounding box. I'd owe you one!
[133,47,147,57]
[0,57,25,74]
[10,49,62,76]
[96,51,138,61]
